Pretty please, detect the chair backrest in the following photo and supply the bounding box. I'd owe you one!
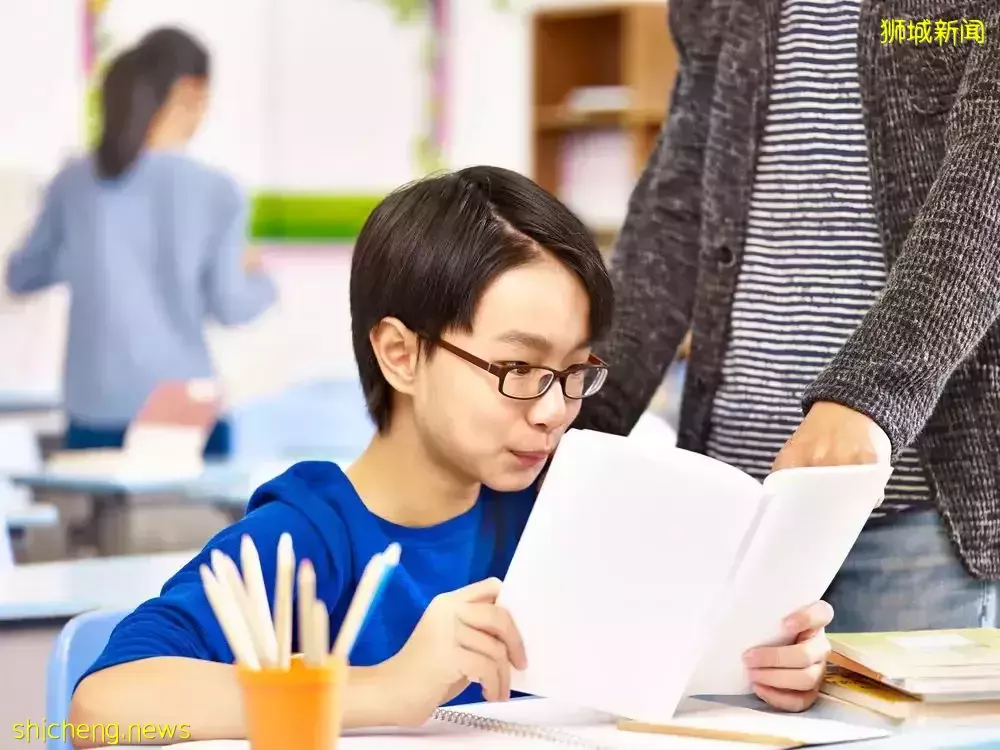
[45,609,128,750]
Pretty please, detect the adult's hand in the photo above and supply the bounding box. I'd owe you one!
[243,246,263,273]
[773,401,891,472]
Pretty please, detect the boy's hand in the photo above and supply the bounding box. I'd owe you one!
[742,600,833,712]
[386,577,528,726]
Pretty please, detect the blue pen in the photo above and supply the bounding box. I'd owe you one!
[352,542,402,655]
[331,542,402,659]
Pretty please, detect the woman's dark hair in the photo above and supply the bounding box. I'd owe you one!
[95,27,210,179]
[350,165,615,432]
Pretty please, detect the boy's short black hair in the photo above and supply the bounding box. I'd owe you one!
[350,165,614,432]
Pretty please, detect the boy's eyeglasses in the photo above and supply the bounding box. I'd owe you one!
[433,338,609,400]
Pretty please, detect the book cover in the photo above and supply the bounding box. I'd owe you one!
[829,629,1000,679]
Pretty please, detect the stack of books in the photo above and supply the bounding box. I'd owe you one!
[821,628,1000,726]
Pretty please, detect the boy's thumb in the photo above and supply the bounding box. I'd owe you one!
[459,577,502,602]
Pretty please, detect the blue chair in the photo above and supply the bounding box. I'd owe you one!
[45,609,127,750]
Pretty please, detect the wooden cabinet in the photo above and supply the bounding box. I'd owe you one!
[530,2,677,248]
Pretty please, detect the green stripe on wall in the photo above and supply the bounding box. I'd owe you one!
[250,194,385,241]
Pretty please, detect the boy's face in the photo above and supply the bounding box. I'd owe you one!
[415,253,593,492]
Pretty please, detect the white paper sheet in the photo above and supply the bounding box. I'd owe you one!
[498,429,764,723]
[684,462,894,696]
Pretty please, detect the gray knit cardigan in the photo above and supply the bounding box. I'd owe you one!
[576,0,1000,578]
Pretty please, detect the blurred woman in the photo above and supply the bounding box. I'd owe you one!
[4,27,277,457]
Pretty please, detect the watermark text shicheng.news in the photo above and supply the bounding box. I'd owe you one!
[13,719,191,744]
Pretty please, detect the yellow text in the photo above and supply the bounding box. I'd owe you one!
[12,720,191,745]
[880,18,986,44]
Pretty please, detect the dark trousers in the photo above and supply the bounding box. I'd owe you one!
[63,419,232,458]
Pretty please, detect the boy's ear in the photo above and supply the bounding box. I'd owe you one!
[370,317,421,397]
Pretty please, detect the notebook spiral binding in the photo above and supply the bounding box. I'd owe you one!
[430,708,616,749]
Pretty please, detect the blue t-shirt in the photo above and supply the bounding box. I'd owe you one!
[79,461,536,705]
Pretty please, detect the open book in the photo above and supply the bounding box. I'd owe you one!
[498,429,893,724]
[45,380,222,480]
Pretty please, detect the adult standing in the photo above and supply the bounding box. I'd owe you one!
[5,28,277,457]
[576,0,1000,632]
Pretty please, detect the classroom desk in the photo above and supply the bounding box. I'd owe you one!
[0,388,65,447]
[6,503,60,553]
[183,452,360,510]
[91,719,1000,750]
[0,387,61,415]
[9,452,361,555]
[0,550,194,742]
[6,503,59,530]
[10,378,374,555]
[9,472,192,556]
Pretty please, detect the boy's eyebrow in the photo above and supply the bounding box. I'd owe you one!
[495,330,591,352]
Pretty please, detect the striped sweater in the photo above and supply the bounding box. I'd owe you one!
[704,0,930,516]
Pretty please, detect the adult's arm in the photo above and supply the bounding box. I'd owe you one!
[202,181,278,326]
[802,8,1000,456]
[5,171,66,294]
[576,1,723,435]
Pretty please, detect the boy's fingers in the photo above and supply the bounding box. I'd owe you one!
[455,577,503,603]
[457,649,502,702]
[458,603,527,670]
[752,683,818,714]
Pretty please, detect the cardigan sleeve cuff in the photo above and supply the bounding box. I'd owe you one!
[801,365,924,463]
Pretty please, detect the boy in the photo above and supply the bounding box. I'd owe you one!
[71,167,833,744]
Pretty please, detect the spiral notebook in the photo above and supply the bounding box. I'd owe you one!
[160,698,890,749]
[423,697,890,748]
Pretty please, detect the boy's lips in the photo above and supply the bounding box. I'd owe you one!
[510,450,550,466]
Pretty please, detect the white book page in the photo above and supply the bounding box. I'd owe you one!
[124,424,207,468]
[684,463,894,696]
[45,426,207,480]
[498,429,764,723]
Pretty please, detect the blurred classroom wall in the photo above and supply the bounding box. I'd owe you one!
[0,0,677,559]
[0,0,666,405]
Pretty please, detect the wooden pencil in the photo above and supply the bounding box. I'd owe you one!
[240,535,279,668]
[297,559,317,663]
[210,549,269,668]
[273,533,295,669]
[199,564,260,670]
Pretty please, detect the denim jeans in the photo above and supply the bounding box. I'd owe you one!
[823,509,1000,633]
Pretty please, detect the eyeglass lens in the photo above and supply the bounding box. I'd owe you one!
[501,366,605,399]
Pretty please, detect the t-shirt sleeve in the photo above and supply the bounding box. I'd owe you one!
[76,487,346,689]
[5,166,68,294]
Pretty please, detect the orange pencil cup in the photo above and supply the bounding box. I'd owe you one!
[238,655,347,750]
